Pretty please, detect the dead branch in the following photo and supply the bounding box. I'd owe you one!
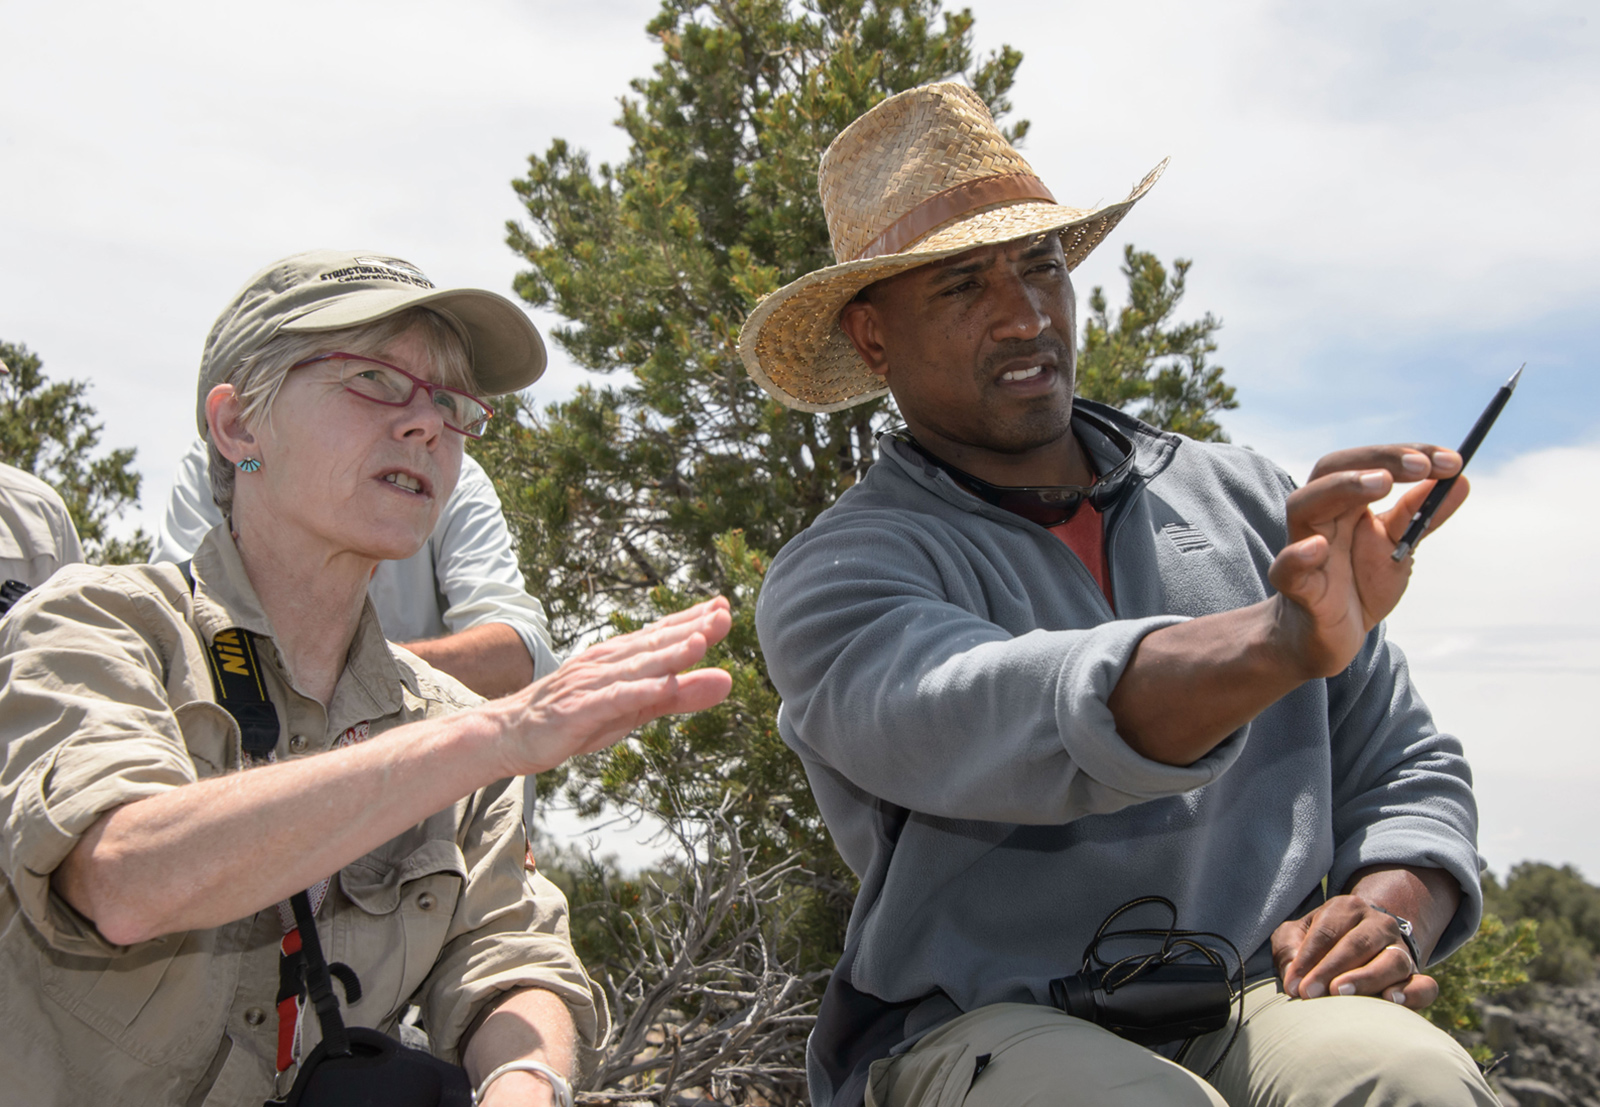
[577,795,826,1107]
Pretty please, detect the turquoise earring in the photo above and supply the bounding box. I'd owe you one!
[236,458,261,473]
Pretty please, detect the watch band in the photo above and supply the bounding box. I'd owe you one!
[1370,904,1423,969]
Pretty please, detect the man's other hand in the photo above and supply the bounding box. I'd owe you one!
[1271,894,1437,1010]
[1268,444,1468,679]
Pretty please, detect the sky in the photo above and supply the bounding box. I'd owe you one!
[2,0,1596,880]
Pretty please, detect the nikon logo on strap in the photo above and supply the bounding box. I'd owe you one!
[204,626,281,760]
[213,629,256,676]
[174,559,282,761]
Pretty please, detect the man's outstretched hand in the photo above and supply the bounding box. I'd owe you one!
[1268,444,1469,680]
[1111,442,1470,768]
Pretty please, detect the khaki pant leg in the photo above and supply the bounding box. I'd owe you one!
[866,1003,1228,1107]
[1182,981,1498,1107]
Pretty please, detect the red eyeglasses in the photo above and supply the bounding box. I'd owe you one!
[291,352,494,438]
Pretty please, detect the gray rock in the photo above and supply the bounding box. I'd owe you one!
[1472,979,1600,1105]
[1485,1005,1519,1053]
[1497,1077,1574,1107]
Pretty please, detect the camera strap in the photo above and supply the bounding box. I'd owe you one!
[0,578,31,616]
[289,888,353,1057]
[176,559,280,760]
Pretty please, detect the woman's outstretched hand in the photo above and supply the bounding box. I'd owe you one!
[50,597,733,946]
[491,597,734,777]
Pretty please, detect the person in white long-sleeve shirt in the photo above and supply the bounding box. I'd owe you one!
[159,435,557,698]
[1,358,85,609]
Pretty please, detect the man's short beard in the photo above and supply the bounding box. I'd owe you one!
[973,336,1077,455]
[974,401,1076,455]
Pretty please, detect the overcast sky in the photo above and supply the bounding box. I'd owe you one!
[2,0,1595,879]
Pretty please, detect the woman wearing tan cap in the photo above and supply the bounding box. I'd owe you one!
[0,251,732,1107]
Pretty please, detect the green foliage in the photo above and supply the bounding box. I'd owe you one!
[0,340,151,564]
[1077,246,1237,442]
[1426,911,1539,1057]
[1426,864,1600,1061]
[1485,863,1600,985]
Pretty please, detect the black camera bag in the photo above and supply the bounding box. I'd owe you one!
[273,881,473,1107]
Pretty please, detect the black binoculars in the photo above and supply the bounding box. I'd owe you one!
[1049,958,1234,1046]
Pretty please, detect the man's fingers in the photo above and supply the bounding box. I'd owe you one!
[1393,973,1440,1011]
[1279,897,1374,996]
[1324,944,1417,1000]
[1307,445,1462,484]
[1277,895,1433,1003]
[1286,469,1394,542]
[1381,475,1472,547]
[1267,535,1329,599]
[1270,917,1309,986]
[1280,903,1366,996]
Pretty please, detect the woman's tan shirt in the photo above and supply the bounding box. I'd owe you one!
[0,529,605,1106]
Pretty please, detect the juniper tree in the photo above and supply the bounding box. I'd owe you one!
[1077,245,1237,442]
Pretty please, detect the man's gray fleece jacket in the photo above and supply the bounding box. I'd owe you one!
[754,401,1481,1107]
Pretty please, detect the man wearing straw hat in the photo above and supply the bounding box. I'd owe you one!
[745,84,1493,1107]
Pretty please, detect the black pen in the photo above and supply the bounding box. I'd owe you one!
[1391,364,1523,561]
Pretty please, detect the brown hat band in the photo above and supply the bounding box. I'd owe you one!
[851,172,1059,262]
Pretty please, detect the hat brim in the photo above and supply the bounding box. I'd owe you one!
[738,159,1167,413]
[282,286,546,397]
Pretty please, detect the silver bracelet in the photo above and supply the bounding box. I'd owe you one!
[474,1058,573,1107]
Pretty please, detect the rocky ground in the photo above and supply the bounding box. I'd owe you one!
[1462,979,1600,1106]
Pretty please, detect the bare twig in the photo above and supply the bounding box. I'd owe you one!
[573,794,825,1106]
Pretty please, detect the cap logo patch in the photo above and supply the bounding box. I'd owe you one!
[318,256,435,289]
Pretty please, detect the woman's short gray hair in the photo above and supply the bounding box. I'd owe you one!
[205,307,472,517]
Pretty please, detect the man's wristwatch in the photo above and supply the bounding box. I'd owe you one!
[1371,904,1423,969]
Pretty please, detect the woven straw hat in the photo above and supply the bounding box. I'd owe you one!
[738,82,1166,412]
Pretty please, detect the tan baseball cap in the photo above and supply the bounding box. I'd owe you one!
[195,250,546,434]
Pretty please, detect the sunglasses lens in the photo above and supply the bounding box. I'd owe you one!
[995,491,1081,527]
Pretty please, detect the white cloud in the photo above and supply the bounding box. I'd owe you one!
[0,0,652,530]
[1383,444,1600,878]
